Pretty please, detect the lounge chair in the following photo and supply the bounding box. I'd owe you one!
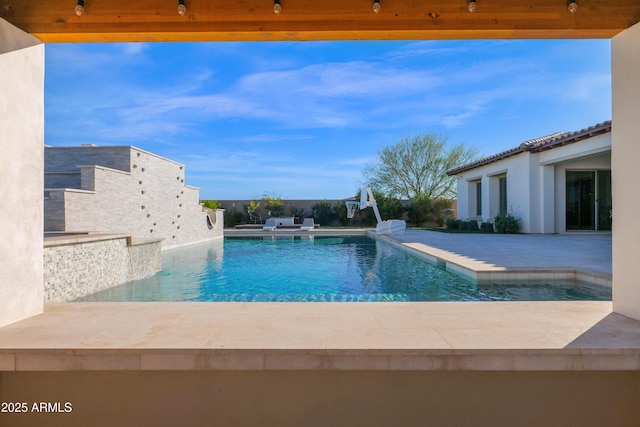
[263,218,277,231]
[300,218,315,231]
[248,210,263,224]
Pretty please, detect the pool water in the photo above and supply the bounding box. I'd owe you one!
[76,236,611,302]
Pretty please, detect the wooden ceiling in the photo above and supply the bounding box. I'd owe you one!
[2,0,640,43]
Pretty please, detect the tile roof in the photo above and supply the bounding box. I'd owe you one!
[446,120,611,176]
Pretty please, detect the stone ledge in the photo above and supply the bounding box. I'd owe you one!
[2,348,639,372]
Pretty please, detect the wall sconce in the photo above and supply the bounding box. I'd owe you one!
[74,0,85,16]
[273,0,282,14]
[467,0,476,13]
[568,0,577,13]
[178,0,187,15]
[372,0,381,13]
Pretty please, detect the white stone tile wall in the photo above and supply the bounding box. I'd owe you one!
[43,237,162,302]
[45,146,131,174]
[44,146,223,248]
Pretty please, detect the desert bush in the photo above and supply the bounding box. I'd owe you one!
[445,218,460,230]
[263,195,284,217]
[494,212,520,234]
[443,208,456,221]
[430,199,454,227]
[407,194,432,226]
[224,204,245,227]
[312,200,336,225]
[480,222,494,233]
[200,199,222,210]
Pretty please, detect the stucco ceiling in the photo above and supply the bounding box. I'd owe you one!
[2,0,640,42]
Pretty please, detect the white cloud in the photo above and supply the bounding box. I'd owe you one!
[45,40,612,199]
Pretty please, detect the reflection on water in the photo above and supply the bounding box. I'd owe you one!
[77,236,611,302]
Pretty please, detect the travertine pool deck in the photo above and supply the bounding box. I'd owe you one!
[2,230,638,373]
[380,230,612,285]
[1,301,640,371]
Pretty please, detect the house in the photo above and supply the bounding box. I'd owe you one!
[44,145,224,248]
[446,121,611,233]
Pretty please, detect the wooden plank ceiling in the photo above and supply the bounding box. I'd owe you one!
[2,0,640,42]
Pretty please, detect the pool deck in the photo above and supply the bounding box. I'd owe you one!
[1,230,639,373]
[380,230,612,285]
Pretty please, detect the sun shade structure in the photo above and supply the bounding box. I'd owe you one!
[1,0,639,43]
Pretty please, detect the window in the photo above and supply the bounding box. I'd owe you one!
[499,176,507,215]
[476,181,482,216]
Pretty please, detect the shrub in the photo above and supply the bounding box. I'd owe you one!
[223,204,244,227]
[443,208,456,221]
[263,195,284,217]
[445,218,460,230]
[378,195,404,222]
[430,199,454,227]
[333,200,350,226]
[494,212,520,234]
[407,195,432,226]
[201,199,222,210]
[480,222,494,233]
[467,219,479,232]
[312,200,336,226]
[459,220,469,231]
[287,204,305,222]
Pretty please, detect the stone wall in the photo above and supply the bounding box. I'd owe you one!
[44,146,224,249]
[45,145,131,173]
[43,234,162,302]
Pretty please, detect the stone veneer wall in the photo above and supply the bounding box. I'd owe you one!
[44,146,223,249]
[45,146,131,178]
[43,235,162,302]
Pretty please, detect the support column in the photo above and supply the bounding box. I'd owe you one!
[612,21,640,320]
[540,165,555,233]
[0,19,44,326]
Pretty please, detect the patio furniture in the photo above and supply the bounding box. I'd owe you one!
[263,218,277,231]
[300,218,315,231]
[248,210,263,224]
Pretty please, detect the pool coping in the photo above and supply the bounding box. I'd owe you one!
[1,301,639,372]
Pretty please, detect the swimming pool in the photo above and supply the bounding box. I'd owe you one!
[76,235,611,302]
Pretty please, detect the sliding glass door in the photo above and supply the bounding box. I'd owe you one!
[597,170,612,231]
[566,170,611,231]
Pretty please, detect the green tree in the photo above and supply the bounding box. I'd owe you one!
[364,133,479,200]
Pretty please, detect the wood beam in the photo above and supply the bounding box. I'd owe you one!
[1,0,640,42]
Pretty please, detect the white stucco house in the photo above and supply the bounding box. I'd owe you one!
[446,121,611,234]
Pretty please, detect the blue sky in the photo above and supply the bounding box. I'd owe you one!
[45,40,611,200]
